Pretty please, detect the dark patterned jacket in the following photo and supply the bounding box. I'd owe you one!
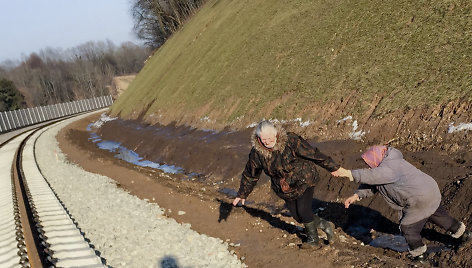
[237,124,340,200]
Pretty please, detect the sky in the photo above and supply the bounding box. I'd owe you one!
[0,0,141,63]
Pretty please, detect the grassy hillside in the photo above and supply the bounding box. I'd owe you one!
[110,0,472,125]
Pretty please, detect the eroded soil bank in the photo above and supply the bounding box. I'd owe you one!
[58,113,472,267]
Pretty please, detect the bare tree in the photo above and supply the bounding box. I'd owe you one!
[131,0,205,49]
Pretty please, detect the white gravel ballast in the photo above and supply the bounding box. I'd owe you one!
[35,114,245,268]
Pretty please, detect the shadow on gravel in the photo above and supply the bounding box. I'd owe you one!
[159,255,181,268]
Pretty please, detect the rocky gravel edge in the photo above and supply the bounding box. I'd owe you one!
[35,114,245,268]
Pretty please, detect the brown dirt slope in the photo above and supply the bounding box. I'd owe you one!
[111,75,136,99]
[57,113,472,267]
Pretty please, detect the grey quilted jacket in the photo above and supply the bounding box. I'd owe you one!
[352,147,441,225]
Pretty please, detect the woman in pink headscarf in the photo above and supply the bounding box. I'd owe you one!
[332,146,470,261]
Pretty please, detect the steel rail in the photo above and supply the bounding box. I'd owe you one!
[1,114,106,267]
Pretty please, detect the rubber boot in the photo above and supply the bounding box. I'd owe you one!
[451,222,471,247]
[318,218,335,244]
[408,245,428,263]
[300,218,321,249]
[458,230,472,244]
[410,253,429,264]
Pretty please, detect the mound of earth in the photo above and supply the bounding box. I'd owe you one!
[57,113,472,267]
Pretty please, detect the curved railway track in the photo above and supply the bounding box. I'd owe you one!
[1,118,105,267]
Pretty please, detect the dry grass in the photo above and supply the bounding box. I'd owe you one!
[110,0,472,124]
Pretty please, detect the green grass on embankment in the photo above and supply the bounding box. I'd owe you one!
[110,0,472,124]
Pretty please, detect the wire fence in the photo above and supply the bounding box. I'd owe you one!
[0,95,113,133]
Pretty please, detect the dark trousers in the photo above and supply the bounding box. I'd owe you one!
[400,205,461,250]
[285,187,314,224]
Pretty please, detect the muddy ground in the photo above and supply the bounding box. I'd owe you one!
[57,113,472,268]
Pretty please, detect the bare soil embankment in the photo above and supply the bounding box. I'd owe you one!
[58,111,472,267]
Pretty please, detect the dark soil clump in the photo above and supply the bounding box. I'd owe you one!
[59,114,472,267]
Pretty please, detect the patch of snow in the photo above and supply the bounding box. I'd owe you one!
[88,113,117,130]
[348,120,365,140]
[246,118,311,128]
[448,122,472,133]
[299,120,311,127]
[337,116,353,123]
[294,118,311,127]
[245,116,365,140]
[352,120,359,131]
[200,116,215,123]
[349,130,365,141]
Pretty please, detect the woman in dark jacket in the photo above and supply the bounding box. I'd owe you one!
[332,145,471,260]
[232,120,340,248]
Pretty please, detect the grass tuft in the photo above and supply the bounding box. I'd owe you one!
[111,0,472,125]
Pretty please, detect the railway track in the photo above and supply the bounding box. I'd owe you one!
[0,119,105,267]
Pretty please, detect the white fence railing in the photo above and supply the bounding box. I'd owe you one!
[0,95,113,133]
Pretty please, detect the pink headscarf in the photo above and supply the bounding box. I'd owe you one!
[361,145,388,168]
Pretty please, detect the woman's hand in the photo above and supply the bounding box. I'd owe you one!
[344,194,360,208]
[232,197,245,206]
[331,167,354,181]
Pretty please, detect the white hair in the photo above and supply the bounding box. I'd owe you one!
[255,120,277,137]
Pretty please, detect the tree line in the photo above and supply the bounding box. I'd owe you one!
[0,41,151,111]
[0,0,205,112]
